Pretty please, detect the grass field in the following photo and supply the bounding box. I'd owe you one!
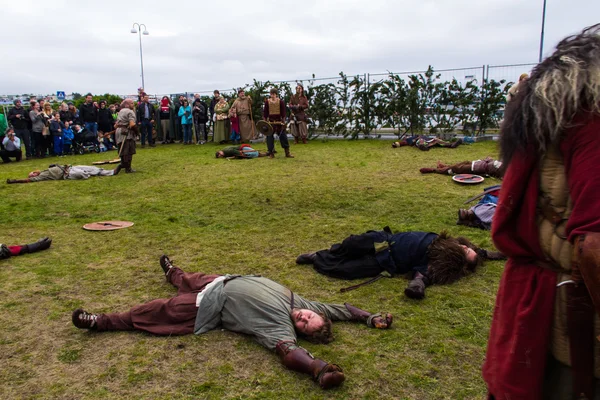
[0,139,503,400]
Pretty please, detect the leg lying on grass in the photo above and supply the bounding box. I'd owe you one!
[0,238,52,260]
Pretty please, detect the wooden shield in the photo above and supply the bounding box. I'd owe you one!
[256,120,274,136]
[83,221,134,231]
[92,159,121,165]
[452,174,485,184]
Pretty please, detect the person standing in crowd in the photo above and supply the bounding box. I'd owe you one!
[29,102,46,158]
[213,96,230,144]
[1,128,22,163]
[174,95,185,143]
[42,102,54,156]
[156,96,175,144]
[98,100,114,137]
[62,122,74,155]
[114,99,137,173]
[58,102,70,123]
[289,84,309,144]
[229,107,240,144]
[178,99,193,145]
[136,94,155,148]
[7,100,32,159]
[49,112,64,156]
[232,89,253,143]
[483,24,600,400]
[137,87,145,103]
[263,88,293,158]
[67,103,80,125]
[192,95,209,144]
[79,94,98,137]
[209,90,220,137]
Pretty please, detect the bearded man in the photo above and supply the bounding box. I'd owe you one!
[482,24,600,400]
[419,157,503,179]
[296,229,504,300]
[72,255,393,389]
[263,88,293,158]
[288,84,309,144]
[232,89,254,142]
[114,98,138,173]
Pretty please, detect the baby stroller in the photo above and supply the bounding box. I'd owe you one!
[73,130,101,155]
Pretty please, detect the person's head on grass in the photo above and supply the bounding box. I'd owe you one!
[426,231,482,285]
[291,308,333,344]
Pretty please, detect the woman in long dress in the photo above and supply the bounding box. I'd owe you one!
[213,97,230,144]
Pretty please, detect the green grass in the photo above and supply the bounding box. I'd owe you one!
[0,139,502,399]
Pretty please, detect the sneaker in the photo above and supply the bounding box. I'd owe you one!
[72,309,99,330]
[160,254,174,276]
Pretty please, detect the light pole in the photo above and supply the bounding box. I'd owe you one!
[539,0,547,63]
[131,23,149,90]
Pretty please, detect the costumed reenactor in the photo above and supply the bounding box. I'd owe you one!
[215,144,267,159]
[114,99,138,174]
[71,255,393,389]
[231,89,254,143]
[263,88,293,158]
[392,135,462,151]
[482,24,600,400]
[419,157,503,178]
[6,164,120,183]
[296,228,504,300]
[288,84,309,144]
[1,238,52,260]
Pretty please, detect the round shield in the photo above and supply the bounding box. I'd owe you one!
[452,174,485,184]
[83,221,134,231]
[256,120,274,136]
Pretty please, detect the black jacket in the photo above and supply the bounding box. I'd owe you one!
[98,108,114,131]
[79,102,98,123]
[192,100,209,123]
[8,106,28,130]
[137,102,155,122]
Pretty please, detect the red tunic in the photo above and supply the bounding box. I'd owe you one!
[483,114,600,399]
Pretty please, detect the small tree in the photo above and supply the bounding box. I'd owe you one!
[475,79,510,135]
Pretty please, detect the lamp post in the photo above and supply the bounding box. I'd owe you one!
[131,23,149,90]
[538,0,547,63]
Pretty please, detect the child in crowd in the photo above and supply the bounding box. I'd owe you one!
[110,104,118,121]
[229,107,240,144]
[49,112,64,156]
[62,122,74,155]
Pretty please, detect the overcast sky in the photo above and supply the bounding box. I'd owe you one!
[1,0,598,96]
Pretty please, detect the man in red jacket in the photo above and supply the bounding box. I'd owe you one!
[483,24,600,399]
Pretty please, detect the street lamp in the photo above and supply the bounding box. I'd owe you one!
[131,23,149,90]
[539,0,547,63]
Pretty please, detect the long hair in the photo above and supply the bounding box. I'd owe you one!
[501,23,600,165]
[427,231,481,285]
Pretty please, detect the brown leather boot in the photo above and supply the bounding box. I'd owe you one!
[285,148,294,158]
[302,137,307,144]
[268,152,275,159]
[294,137,299,144]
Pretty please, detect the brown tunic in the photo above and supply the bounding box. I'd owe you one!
[232,96,254,142]
[115,108,137,157]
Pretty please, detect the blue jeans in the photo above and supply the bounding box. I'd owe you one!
[53,136,63,155]
[85,122,98,136]
[183,124,192,143]
[140,120,153,145]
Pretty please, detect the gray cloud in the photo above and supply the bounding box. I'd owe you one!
[0,0,598,96]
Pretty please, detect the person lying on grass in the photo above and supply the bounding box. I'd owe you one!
[1,237,52,260]
[6,164,121,184]
[392,135,463,151]
[215,144,268,159]
[419,157,503,179]
[296,228,505,300]
[72,255,393,389]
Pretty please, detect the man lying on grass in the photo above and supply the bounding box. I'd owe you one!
[1,237,52,260]
[419,157,503,179]
[6,164,120,183]
[72,255,393,389]
[296,228,505,300]
[215,144,268,159]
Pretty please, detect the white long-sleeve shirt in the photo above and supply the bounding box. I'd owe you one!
[2,136,21,152]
